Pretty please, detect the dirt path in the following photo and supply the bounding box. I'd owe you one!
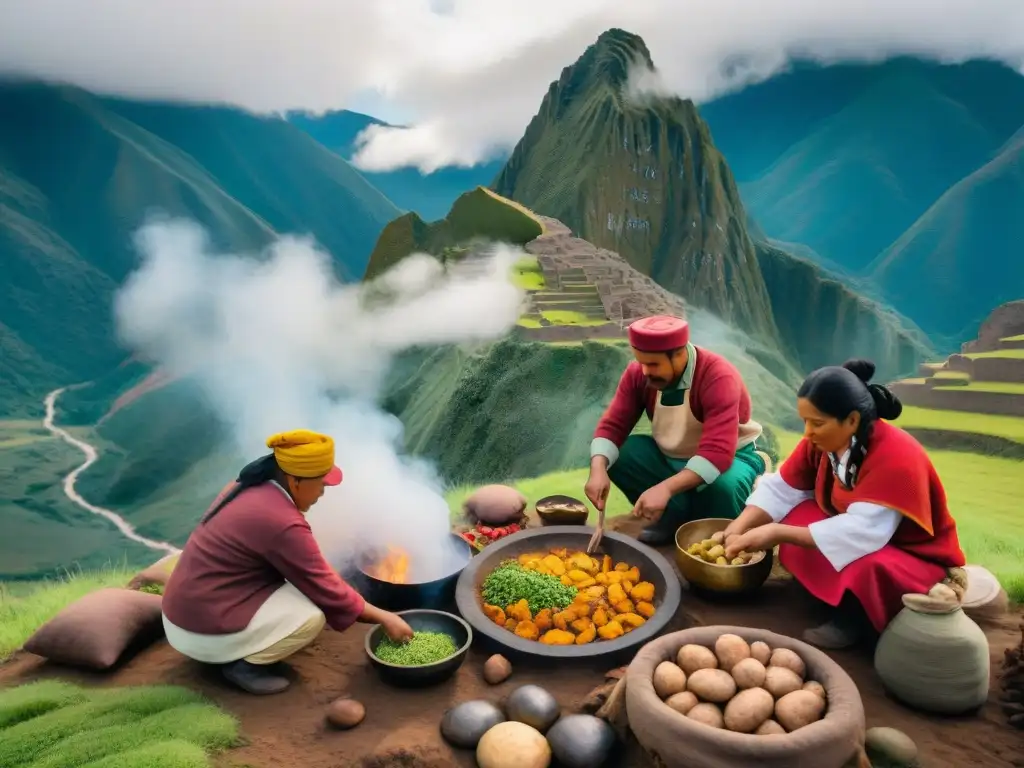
[42,387,179,556]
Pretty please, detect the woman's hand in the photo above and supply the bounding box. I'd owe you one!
[724,524,780,559]
[631,482,673,521]
[381,613,414,643]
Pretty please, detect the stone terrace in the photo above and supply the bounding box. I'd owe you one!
[890,301,1024,417]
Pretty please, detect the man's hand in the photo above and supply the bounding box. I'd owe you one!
[724,524,779,559]
[381,613,414,643]
[584,466,611,512]
[631,482,673,522]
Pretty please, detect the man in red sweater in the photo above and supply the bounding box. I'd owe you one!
[162,429,414,695]
[585,316,767,546]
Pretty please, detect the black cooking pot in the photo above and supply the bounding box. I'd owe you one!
[355,532,474,612]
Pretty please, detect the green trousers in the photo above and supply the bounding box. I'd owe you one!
[608,436,766,528]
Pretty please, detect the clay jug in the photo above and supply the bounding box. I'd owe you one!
[874,588,990,715]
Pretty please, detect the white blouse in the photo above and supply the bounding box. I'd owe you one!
[745,448,902,571]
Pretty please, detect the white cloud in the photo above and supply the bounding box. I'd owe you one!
[1,0,1022,172]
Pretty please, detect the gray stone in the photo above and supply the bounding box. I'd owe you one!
[865,726,919,766]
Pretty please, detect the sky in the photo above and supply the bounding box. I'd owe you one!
[1,0,1022,172]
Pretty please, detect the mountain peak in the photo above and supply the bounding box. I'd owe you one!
[574,28,654,89]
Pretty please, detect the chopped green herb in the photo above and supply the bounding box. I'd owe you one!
[373,631,459,666]
[481,561,578,614]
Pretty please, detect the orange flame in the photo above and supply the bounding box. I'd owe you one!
[366,546,410,584]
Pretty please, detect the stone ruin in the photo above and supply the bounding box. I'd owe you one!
[516,216,688,342]
[889,300,1024,418]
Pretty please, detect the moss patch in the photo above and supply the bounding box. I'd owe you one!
[0,680,239,767]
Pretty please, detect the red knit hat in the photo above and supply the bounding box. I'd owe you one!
[628,315,690,352]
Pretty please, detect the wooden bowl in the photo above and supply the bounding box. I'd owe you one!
[535,494,589,526]
[673,517,773,596]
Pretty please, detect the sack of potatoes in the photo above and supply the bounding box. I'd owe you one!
[625,627,866,768]
[652,634,827,734]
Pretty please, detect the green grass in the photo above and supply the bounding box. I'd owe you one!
[1003,334,1024,342]
[511,257,546,291]
[934,381,1024,394]
[772,428,1024,602]
[897,406,1024,443]
[0,566,135,661]
[931,370,970,380]
[0,680,239,767]
[964,349,1024,359]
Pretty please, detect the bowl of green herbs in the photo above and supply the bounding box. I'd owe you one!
[365,609,473,688]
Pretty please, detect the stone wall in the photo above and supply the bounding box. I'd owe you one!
[889,382,1024,417]
[961,300,1024,353]
[516,324,627,342]
[941,355,1024,383]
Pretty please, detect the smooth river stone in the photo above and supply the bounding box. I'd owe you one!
[440,700,506,749]
[504,684,561,733]
[545,714,617,768]
[865,727,919,766]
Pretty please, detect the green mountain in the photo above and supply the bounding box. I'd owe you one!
[289,109,503,221]
[699,58,1024,340]
[868,126,1024,339]
[0,81,401,417]
[491,29,777,340]
[490,29,934,380]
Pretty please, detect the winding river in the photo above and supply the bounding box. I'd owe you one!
[43,387,180,556]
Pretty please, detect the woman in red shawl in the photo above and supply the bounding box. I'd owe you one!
[723,359,966,649]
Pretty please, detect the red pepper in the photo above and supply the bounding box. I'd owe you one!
[507,524,520,533]
[477,525,493,535]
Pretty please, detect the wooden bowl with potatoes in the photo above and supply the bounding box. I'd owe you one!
[674,518,773,596]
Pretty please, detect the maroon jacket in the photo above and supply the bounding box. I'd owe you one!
[162,482,365,634]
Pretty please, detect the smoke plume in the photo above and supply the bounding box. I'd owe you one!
[113,216,526,580]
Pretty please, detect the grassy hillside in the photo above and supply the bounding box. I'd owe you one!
[0,81,401,417]
[364,186,545,279]
[868,128,1024,340]
[289,109,503,221]
[700,57,1024,341]
[755,241,934,382]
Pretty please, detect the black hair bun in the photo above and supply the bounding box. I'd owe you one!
[842,358,876,383]
[868,383,903,421]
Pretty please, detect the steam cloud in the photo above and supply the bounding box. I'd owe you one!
[113,217,526,580]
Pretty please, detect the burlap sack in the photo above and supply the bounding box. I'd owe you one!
[22,588,164,670]
[625,626,865,768]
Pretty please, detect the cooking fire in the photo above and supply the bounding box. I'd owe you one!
[365,546,410,584]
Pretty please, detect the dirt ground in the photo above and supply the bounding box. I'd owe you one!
[2,517,1022,768]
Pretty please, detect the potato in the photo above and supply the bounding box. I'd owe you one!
[755,719,786,736]
[730,657,767,690]
[483,654,512,685]
[710,531,725,544]
[802,681,827,700]
[653,661,688,699]
[768,648,807,679]
[764,666,804,699]
[775,689,827,732]
[714,633,751,671]
[664,691,699,716]
[326,697,365,729]
[686,703,724,729]
[749,641,772,666]
[723,687,775,734]
[686,668,737,704]
[706,544,725,560]
[676,644,718,675]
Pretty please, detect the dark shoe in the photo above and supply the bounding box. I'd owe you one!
[638,524,675,546]
[221,660,291,695]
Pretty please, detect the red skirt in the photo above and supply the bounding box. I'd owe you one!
[778,500,947,632]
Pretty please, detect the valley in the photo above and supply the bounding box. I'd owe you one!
[0,32,1021,608]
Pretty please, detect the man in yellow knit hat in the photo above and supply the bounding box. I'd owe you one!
[162,429,414,695]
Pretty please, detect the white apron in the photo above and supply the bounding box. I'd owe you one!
[651,389,762,460]
[163,581,323,664]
